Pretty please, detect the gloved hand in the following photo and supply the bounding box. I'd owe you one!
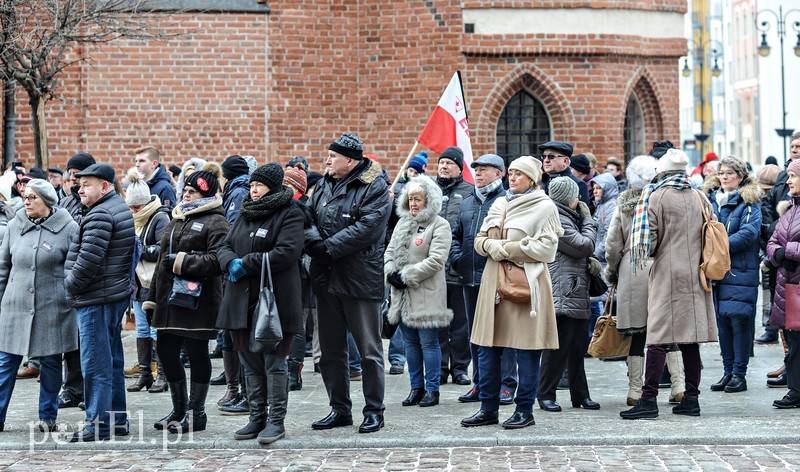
[775,248,786,263]
[162,254,177,272]
[387,271,407,289]
[308,241,329,258]
[784,259,798,273]
[577,201,592,219]
[587,257,602,276]
[145,309,154,325]
[145,245,159,257]
[604,268,618,284]
[483,239,509,262]
[227,258,247,283]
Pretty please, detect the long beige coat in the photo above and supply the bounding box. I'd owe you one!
[471,190,562,350]
[605,189,650,333]
[646,187,717,345]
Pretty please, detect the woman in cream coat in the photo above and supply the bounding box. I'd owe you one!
[461,155,563,430]
[385,176,452,408]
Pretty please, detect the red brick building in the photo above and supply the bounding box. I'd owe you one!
[5,0,686,177]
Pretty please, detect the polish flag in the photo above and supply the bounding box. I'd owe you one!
[417,71,474,184]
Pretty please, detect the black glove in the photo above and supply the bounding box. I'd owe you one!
[163,254,177,272]
[387,271,407,289]
[146,245,159,256]
[784,259,798,273]
[775,248,786,263]
[145,309,154,325]
[308,241,328,258]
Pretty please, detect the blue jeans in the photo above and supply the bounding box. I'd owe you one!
[717,315,752,376]
[478,346,541,413]
[347,332,362,373]
[463,286,518,393]
[76,300,128,436]
[388,327,406,366]
[400,323,441,392]
[132,299,157,339]
[0,352,62,422]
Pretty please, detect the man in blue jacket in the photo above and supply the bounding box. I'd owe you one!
[64,163,135,442]
[134,145,177,210]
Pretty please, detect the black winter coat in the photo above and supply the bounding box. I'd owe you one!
[437,175,474,285]
[145,197,229,336]
[65,190,135,307]
[57,191,84,224]
[306,160,390,301]
[216,191,305,340]
[449,184,505,287]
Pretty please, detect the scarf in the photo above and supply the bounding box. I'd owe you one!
[239,186,293,221]
[629,173,692,273]
[178,195,216,214]
[476,178,503,203]
[505,187,535,201]
[28,209,53,226]
[715,189,736,209]
[132,196,163,236]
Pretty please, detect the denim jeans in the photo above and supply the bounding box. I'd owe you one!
[463,286,518,393]
[388,328,406,366]
[478,346,541,413]
[347,332,362,373]
[0,352,62,422]
[132,299,157,340]
[76,300,129,436]
[400,323,441,392]
[717,315,752,377]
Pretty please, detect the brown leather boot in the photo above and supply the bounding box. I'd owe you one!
[217,350,240,405]
[149,340,168,393]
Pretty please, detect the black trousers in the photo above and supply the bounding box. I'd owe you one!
[62,349,83,400]
[538,316,590,402]
[439,283,470,378]
[157,332,211,384]
[785,329,800,399]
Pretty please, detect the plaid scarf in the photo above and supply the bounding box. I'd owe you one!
[629,173,692,273]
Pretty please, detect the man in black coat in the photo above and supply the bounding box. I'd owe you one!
[306,133,391,434]
[64,163,135,442]
[539,141,590,205]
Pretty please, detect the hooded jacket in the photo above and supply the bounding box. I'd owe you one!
[385,176,453,329]
[146,164,177,210]
[590,172,620,261]
[306,159,391,301]
[222,174,250,226]
[767,195,800,328]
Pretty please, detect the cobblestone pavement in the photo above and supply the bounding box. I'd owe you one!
[2,445,800,471]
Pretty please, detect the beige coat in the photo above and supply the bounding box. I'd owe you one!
[646,186,717,345]
[470,190,562,350]
[385,176,453,329]
[605,189,650,333]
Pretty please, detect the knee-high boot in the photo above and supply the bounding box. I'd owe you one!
[217,350,240,405]
[666,350,685,404]
[626,356,644,406]
[149,340,168,393]
[127,338,154,392]
[257,373,288,445]
[153,379,187,430]
[169,381,209,433]
[233,376,268,440]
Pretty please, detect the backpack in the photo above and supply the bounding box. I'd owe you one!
[694,190,731,292]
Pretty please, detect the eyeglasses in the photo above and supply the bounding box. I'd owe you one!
[23,195,38,202]
[183,188,198,196]
[541,154,566,160]
[717,171,738,177]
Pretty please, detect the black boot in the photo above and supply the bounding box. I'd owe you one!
[258,372,288,445]
[402,388,426,406]
[620,397,658,419]
[710,374,732,392]
[672,396,700,416]
[148,341,168,393]
[418,391,439,407]
[724,374,747,393]
[217,351,240,405]
[288,360,303,392]
[233,376,267,440]
[127,338,154,392]
[154,379,187,430]
[169,382,209,433]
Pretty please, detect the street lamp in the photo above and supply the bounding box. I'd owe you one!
[681,40,724,156]
[756,6,800,163]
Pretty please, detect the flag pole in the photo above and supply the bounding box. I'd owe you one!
[391,140,420,190]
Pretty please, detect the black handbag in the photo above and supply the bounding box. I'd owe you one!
[166,227,204,310]
[588,272,609,297]
[380,296,397,340]
[250,252,283,353]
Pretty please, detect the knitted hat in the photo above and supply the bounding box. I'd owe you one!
[626,155,658,190]
[439,146,464,169]
[569,154,591,175]
[283,167,307,194]
[765,156,779,166]
[25,179,58,208]
[185,162,221,198]
[548,176,579,206]
[408,152,428,174]
[125,169,151,206]
[508,155,543,184]
[656,148,689,174]
[649,140,675,159]
[221,155,250,180]
[242,155,258,175]
[306,171,323,191]
[250,163,284,190]
[168,165,182,178]
[756,164,782,192]
[329,133,364,160]
[66,153,96,172]
[788,159,800,177]
[287,155,309,171]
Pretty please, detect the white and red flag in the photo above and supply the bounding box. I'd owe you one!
[417,71,474,184]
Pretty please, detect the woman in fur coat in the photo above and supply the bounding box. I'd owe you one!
[385,176,453,408]
[705,157,762,394]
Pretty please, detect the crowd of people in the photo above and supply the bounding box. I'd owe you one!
[0,130,798,441]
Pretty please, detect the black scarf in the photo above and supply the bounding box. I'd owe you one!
[239,186,293,221]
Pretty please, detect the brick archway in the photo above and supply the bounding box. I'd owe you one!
[477,63,577,152]
[622,68,665,146]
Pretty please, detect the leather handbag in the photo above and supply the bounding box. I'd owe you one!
[250,252,284,353]
[588,285,631,358]
[588,271,609,297]
[166,227,204,310]
[786,283,800,330]
[495,208,531,303]
[380,296,397,340]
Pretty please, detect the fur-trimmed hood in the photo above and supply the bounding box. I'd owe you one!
[705,176,762,205]
[172,195,223,220]
[615,188,643,216]
[777,195,800,216]
[395,175,443,224]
